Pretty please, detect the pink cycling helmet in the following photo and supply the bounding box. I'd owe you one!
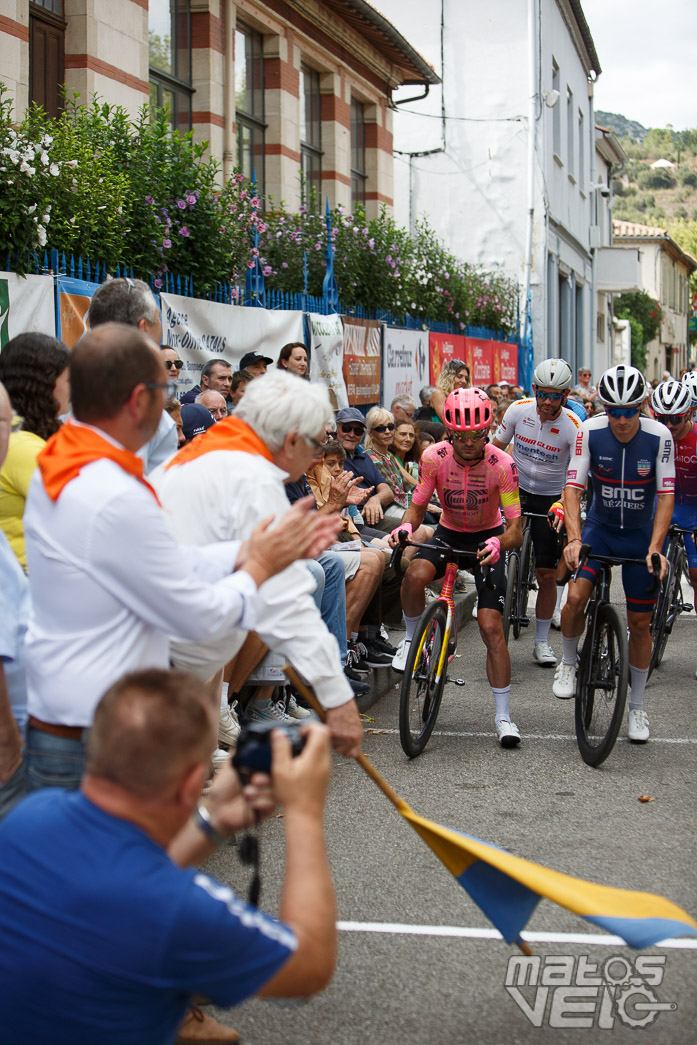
[442,387,492,431]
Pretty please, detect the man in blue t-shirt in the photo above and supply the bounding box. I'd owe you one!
[0,669,336,1045]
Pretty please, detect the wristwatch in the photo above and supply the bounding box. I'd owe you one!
[191,803,227,846]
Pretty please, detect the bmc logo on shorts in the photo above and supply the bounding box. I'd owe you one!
[636,459,651,477]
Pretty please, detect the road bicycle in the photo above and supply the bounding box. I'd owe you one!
[502,512,557,643]
[572,545,660,767]
[648,524,695,679]
[390,531,495,758]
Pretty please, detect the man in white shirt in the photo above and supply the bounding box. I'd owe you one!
[23,324,337,792]
[153,370,363,757]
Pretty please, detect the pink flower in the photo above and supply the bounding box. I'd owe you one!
[154,277,163,288]
[176,200,187,210]
[282,261,288,268]
[263,265,272,276]
[179,226,190,237]
[236,174,244,183]
[315,243,321,250]
[162,238,172,249]
[247,259,255,269]
[186,194,196,205]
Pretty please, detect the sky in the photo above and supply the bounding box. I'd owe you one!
[576,0,697,130]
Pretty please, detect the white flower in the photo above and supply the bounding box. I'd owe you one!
[49,163,60,176]
[6,150,19,164]
[40,151,49,165]
[27,204,37,214]
[23,146,35,161]
[67,159,78,168]
[37,226,47,246]
[42,213,50,225]
[41,134,53,147]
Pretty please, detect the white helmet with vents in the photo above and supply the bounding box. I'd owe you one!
[651,379,693,416]
[682,371,697,406]
[532,358,572,390]
[597,364,647,407]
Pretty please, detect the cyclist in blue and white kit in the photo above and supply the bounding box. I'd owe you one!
[553,365,674,743]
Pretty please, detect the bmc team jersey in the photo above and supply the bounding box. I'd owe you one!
[412,441,521,532]
[672,422,697,526]
[494,398,581,496]
[565,415,675,531]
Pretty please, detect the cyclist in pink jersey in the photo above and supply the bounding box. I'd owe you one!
[389,388,523,748]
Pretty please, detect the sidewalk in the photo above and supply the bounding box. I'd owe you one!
[355,586,478,714]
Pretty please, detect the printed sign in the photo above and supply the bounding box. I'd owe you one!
[342,317,381,405]
[383,327,429,408]
[308,312,349,411]
[494,342,518,384]
[55,275,101,347]
[429,332,467,385]
[160,293,303,400]
[0,271,55,349]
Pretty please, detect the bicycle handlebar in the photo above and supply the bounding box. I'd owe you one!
[572,544,662,595]
[389,530,496,591]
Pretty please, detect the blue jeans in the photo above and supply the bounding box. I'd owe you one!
[0,756,26,821]
[24,725,88,793]
[307,554,347,662]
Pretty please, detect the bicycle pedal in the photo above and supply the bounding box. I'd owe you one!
[447,676,466,687]
[682,603,693,612]
[519,617,530,627]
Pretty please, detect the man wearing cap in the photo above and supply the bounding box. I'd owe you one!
[239,352,273,378]
[181,403,215,443]
[335,407,396,532]
[181,359,233,405]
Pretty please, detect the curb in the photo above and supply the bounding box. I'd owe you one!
[355,588,479,714]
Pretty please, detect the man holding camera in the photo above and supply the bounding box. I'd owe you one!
[0,669,336,1044]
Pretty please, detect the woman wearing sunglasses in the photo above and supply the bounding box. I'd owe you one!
[364,407,413,523]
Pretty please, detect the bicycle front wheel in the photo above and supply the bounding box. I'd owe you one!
[575,603,629,767]
[649,551,684,676]
[399,600,449,758]
[502,551,518,644]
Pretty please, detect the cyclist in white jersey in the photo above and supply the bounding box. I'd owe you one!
[493,358,580,665]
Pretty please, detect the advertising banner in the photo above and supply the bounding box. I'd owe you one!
[429,332,467,385]
[493,341,518,384]
[382,327,429,408]
[308,312,348,411]
[160,293,303,400]
[0,271,55,348]
[342,317,381,405]
[464,338,518,388]
[55,275,100,347]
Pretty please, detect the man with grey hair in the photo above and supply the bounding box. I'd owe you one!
[153,369,363,757]
[390,393,417,423]
[87,277,177,472]
[181,359,233,405]
[196,389,227,422]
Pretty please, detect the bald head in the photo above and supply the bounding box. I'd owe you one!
[71,323,164,424]
[195,389,227,421]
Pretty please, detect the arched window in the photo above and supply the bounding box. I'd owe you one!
[149,0,193,131]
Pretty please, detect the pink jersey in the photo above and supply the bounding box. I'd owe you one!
[412,441,521,532]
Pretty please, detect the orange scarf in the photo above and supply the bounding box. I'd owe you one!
[38,420,160,503]
[164,416,273,469]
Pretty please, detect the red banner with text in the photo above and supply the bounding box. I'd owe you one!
[464,339,518,388]
[429,332,467,385]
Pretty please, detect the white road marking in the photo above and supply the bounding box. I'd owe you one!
[366,728,697,744]
[337,921,697,949]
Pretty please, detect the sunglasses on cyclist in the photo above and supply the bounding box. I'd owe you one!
[448,428,488,442]
[164,359,184,370]
[535,389,564,403]
[338,423,366,436]
[371,423,395,433]
[655,412,691,426]
[605,405,640,419]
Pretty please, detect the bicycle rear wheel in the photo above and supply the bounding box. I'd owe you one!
[502,551,518,644]
[650,551,685,676]
[575,603,629,767]
[399,600,449,758]
[513,528,534,639]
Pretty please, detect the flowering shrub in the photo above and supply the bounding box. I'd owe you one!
[0,87,518,330]
[615,291,663,370]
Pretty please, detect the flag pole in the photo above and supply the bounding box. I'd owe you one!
[283,665,533,956]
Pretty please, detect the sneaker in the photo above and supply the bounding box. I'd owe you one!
[346,642,370,675]
[344,666,370,697]
[533,641,557,667]
[360,639,393,668]
[392,638,411,673]
[284,692,313,720]
[552,660,576,699]
[218,702,241,748]
[472,602,478,619]
[551,609,562,630]
[496,719,521,748]
[379,623,391,643]
[244,699,293,724]
[628,708,650,743]
[369,634,397,657]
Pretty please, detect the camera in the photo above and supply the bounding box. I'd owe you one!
[232,720,306,778]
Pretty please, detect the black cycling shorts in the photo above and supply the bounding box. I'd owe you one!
[520,489,563,570]
[413,523,507,614]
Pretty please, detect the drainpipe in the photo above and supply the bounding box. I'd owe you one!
[521,0,538,345]
[223,0,235,181]
[588,77,596,373]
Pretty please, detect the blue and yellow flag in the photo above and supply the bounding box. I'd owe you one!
[402,806,697,950]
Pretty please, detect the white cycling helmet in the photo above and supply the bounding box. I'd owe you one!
[532,357,572,390]
[682,371,697,406]
[651,379,693,416]
[597,364,647,407]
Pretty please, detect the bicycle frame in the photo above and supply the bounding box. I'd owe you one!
[411,560,459,688]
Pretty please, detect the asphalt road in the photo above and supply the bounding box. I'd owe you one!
[204,585,697,1045]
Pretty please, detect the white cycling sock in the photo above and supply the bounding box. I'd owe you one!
[535,617,552,644]
[555,585,565,612]
[403,613,422,642]
[220,682,229,712]
[492,685,511,722]
[628,665,649,711]
[562,635,579,665]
